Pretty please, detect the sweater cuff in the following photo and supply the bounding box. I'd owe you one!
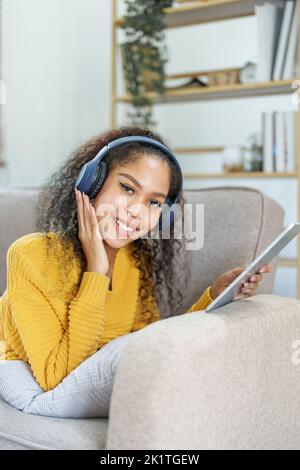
[196,285,214,308]
[207,285,214,303]
[75,271,110,303]
[189,286,214,312]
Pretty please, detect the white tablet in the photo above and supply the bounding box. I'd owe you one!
[205,222,300,313]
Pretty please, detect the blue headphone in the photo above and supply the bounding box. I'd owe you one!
[74,135,183,231]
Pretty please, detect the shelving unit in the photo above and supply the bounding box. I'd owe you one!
[111,0,300,299]
[115,0,258,28]
[183,172,297,179]
[114,80,295,103]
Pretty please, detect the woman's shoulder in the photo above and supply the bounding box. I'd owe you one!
[7,231,61,259]
[6,231,72,278]
[7,232,78,295]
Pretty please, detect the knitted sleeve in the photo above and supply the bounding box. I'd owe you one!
[131,283,214,331]
[186,286,214,312]
[6,239,110,392]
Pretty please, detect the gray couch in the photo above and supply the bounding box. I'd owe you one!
[0,186,300,450]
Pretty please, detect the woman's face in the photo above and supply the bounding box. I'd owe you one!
[91,155,170,249]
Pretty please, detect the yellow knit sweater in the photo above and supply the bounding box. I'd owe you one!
[0,232,213,392]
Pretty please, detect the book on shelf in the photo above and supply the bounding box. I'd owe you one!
[256,1,283,81]
[262,112,272,172]
[273,0,297,80]
[256,0,298,82]
[262,110,296,173]
[272,111,277,172]
[282,0,299,80]
[275,111,285,172]
[285,111,297,172]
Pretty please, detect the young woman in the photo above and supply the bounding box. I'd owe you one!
[0,126,271,418]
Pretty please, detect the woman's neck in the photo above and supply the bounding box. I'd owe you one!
[103,242,119,267]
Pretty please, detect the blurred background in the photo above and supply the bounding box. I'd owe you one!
[0,0,299,298]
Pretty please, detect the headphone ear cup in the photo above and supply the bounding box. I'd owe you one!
[88,161,108,199]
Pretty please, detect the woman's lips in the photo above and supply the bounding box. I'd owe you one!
[114,217,135,238]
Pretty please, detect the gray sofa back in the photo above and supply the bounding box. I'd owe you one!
[0,186,284,312]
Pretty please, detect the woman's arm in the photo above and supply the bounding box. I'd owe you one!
[187,264,272,313]
[5,240,110,392]
[186,286,213,313]
[130,284,214,330]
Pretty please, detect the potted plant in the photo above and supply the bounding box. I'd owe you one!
[120,0,173,127]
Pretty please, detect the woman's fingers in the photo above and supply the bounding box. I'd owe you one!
[243,281,257,289]
[237,264,272,298]
[75,188,101,237]
[242,287,256,295]
[235,291,251,300]
[247,265,271,282]
[249,273,262,282]
[75,188,85,231]
[260,264,272,273]
[89,202,98,228]
[82,193,91,233]
[240,286,255,295]
[89,200,103,237]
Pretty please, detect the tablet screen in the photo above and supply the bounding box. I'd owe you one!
[205,222,300,313]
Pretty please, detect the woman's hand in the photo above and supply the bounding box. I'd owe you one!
[210,264,272,301]
[75,187,109,276]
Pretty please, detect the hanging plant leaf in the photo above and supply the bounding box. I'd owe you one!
[120,0,174,127]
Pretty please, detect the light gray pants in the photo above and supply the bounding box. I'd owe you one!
[0,331,136,419]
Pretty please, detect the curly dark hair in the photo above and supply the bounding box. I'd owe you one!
[34,126,190,324]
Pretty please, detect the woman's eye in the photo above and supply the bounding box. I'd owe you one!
[151,200,162,208]
[120,183,133,194]
[120,182,162,208]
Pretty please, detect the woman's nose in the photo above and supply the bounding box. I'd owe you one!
[127,202,145,219]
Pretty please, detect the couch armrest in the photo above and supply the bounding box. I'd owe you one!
[106,294,300,450]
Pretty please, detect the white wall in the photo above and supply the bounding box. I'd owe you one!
[0,0,297,298]
[0,0,111,187]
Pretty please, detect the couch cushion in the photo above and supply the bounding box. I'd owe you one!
[0,188,40,296]
[0,186,284,312]
[0,396,108,450]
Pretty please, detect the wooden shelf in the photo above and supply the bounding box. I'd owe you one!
[115,0,257,29]
[114,80,295,104]
[174,145,265,153]
[184,172,297,179]
[174,146,224,153]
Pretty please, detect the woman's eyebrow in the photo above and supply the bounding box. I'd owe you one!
[117,173,167,199]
